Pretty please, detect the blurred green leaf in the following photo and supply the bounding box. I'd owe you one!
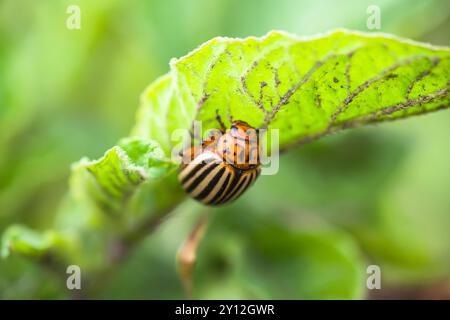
[1,225,69,259]
[133,30,450,153]
[248,227,366,299]
[195,214,366,299]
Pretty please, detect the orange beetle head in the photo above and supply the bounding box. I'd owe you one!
[215,121,260,170]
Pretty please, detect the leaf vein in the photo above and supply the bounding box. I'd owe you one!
[329,55,433,126]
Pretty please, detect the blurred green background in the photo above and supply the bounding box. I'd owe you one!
[0,0,449,299]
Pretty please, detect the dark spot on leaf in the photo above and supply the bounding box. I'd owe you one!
[333,77,339,83]
[385,73,398,79]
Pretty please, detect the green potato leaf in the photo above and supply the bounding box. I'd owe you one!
[132,29,450,153]
[70,137,177,216]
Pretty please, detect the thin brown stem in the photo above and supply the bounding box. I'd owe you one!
[176,213,209,299]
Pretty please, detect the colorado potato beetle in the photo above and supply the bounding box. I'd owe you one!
[179,120,261,206]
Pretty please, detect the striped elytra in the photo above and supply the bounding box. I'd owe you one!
[179,121,261,206]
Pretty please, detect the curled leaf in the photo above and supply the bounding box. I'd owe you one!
[70,137,176,216]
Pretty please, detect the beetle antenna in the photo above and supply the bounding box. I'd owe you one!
[215,109,226,129]
[227,108,233,124]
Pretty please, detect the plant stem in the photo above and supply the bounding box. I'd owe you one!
[176,213,209,298]
[84,201,184,297]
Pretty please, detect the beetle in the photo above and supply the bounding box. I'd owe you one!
[179,120,261,206]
